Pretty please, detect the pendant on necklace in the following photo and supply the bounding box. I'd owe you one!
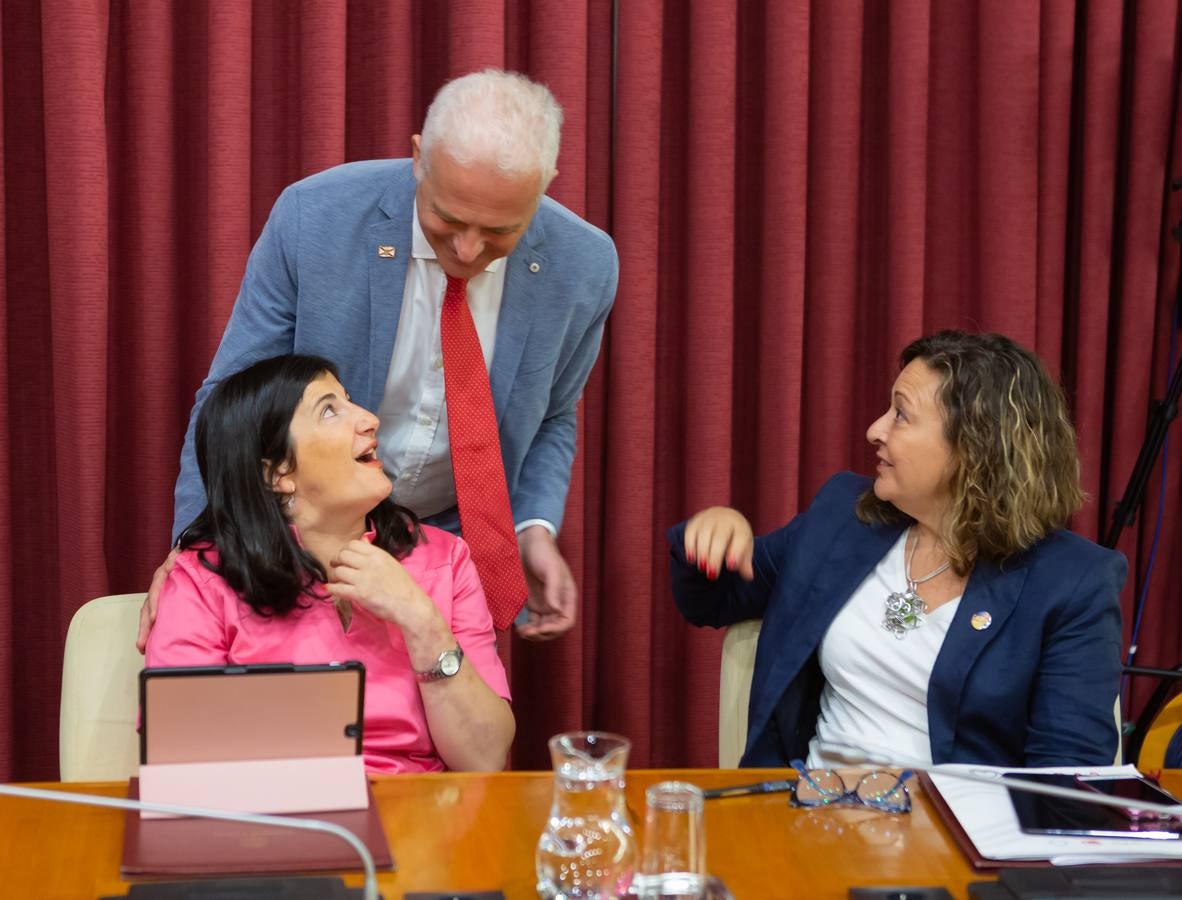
[883,586,927,639]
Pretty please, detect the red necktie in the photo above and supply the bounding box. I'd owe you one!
[440,275,528,629]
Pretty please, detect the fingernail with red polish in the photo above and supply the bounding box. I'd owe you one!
[707,567,717,580]
[686,550,696,564]
[726,554,737,569]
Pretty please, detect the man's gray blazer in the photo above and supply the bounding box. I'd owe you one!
[172,159,618,540]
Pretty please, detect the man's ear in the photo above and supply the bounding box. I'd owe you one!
[263,459,295,496]
[411,134,423,180]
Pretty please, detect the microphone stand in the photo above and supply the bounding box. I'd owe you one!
[1099,180,1182,763]
[0,783,380,900]
[1101,179,1182,551]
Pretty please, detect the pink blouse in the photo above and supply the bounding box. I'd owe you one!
[145,524,510,774]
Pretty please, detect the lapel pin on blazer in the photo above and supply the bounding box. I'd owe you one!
[377,245,396,258]
[970,611,992,631]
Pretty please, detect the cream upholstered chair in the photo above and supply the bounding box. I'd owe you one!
[718,619,762,768]
[718,618,1123,767]
[59,593,145,781]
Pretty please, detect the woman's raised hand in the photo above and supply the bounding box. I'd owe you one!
[327,540,438,631]
[683,507,755,581]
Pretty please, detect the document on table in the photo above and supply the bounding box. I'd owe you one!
[926,763,1182,866]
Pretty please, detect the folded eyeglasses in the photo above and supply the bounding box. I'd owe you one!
[789,758,914,814]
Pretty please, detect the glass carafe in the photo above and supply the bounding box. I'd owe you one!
[536,731,638,898]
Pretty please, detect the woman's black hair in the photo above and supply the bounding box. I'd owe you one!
[179,354,420,616]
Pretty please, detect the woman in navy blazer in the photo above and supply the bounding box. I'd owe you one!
[670,331,1125,768]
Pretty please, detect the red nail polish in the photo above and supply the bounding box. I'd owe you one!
[707,567,717,580]
[726,554,737,569]
[686,550,696,564]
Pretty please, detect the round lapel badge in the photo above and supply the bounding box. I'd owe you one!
[970,610,993,631]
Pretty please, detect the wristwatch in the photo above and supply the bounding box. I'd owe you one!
[415,645,464,683]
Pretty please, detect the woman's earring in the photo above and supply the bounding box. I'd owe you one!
[284,492,296,512]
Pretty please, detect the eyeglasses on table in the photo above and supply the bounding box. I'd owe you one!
[789,758,914,814]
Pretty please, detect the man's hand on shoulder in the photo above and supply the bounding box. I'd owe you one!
[516,525,576,641]
[136,547,179,654]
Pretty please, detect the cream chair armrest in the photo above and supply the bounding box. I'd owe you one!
[59,593,146,781]
[1114,696,1123,766]
[718,619,762,769]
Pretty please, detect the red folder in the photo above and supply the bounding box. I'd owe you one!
[120,779,394,878]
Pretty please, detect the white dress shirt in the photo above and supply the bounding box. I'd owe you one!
[376,207,554,536]
[376,207,505,520]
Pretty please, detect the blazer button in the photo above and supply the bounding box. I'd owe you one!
[529,262,541,273]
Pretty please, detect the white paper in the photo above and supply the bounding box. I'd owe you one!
[927,763,1182,865]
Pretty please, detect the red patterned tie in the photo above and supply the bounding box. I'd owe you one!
[440,275,528,629]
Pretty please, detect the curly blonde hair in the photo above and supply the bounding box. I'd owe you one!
[856,331,1084,574]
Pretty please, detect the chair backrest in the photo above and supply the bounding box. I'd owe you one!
[718,619,762,768]
[718,617,1124,768]
[1138,692,1182,771]
[59,593,145,781]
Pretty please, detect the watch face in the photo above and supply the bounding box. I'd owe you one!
[440,651,461,677]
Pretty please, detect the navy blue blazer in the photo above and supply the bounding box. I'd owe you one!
[670,473,1125,767]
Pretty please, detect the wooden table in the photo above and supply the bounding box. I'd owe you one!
[1,769,1178,899]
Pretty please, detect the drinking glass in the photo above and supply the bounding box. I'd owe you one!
[636,781,706,899]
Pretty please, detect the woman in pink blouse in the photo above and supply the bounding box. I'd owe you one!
[146,354,514,773]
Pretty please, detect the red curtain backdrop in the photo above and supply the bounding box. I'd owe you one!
[2,0,1181,780]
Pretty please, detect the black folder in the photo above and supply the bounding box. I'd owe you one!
[968,866,1182,899]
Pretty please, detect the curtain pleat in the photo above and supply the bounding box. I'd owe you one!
[39,1,111,738]
[0,0,11,769]
[447,0,505,73]
[3,0,1182,779]
[1034,0,1075,368]
[878,0,930,360]
[299,1,347,170]
[4,0,54,777]
[105,0,178,592]
[802,1,866,483]
[1071,1,1127,541]
[738,0,809,533]
[603,0,665,762]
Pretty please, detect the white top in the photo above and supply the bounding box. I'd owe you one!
[806,531,961,770]
[375,207,506,520]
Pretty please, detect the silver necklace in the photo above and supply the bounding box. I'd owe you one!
[882,528,951,639]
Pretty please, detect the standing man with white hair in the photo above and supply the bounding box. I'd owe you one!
[139,69,617,647]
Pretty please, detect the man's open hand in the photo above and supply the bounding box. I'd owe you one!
[515,525,577,640]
